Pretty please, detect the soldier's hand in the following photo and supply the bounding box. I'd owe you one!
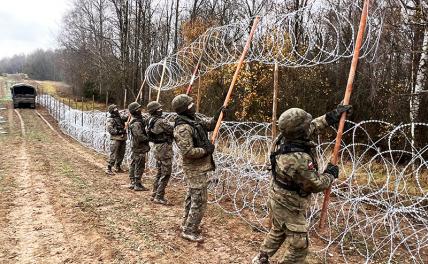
[337,104,352,116]
[214,105,230,120]
[205,143,215,155]
[325,104,353,126]
[324,163,339,178]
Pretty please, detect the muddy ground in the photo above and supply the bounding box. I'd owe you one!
[0,79,359,264]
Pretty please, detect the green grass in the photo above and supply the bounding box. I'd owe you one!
[26,131,48,142]
[39,81,107,111]
[60,162,88,188]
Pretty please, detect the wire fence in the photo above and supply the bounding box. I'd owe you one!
[37,94,428,263]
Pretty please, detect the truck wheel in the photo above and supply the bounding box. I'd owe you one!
[13,103,18,109]
[31,104,35,109]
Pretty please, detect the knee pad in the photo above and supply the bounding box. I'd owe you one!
[290,233,308,250]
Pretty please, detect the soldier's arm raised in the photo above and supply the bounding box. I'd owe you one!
[174,125,207,158]
[308,115,329,136]
[200,117,217,132]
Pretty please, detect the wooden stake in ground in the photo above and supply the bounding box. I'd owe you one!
[196,76,201,112]
[105,91,109,110]
[148,86,152,102]
[319,0,370,230]
[266,61,280,230]
[272,61,279,141]
[211,16,261,142]
[81,97,84,128]
[123,89,127,109]
[156,59,168,102]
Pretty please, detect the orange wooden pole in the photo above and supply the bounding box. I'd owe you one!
[211,16,260,142]
[272,61,279,141]
[135,77,146,102]
[186,64,200,95]
[156,59,167,102]
[126,77,147,128]
[319,0,370,229]
[186,41,207,95]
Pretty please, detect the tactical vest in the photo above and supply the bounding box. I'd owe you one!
[128,117,147,146]
[174,115,211,149]
[146,116,173,144]
[110,115,126,134]
[270,138,317,197]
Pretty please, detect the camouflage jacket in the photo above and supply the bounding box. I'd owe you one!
[147,116,174,160]
[128,116,150,154]
[269,114,334,232]
[173,115,216,173]
[106,113,128,141]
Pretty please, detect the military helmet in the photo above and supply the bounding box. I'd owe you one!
[108,104,118,114]
[171,94,193,114]
[147,101,162,114]
[278,108,312,139]
[128,102,142,114]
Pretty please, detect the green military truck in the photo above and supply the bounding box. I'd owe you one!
[10,83,37,109]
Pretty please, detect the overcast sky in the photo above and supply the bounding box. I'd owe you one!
[0,0,70,59]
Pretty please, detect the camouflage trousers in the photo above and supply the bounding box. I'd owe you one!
[182,186,208,235]
[260,197,309,264]
[108,140,126,168]
[152,158,172,199]
[128,152,146,183]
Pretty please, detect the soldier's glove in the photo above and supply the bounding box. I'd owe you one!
[325,104,353,126]
[214,106,230,121]
[204,143,215,155]
[324,163,339,178]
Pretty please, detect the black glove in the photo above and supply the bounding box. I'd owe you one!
[325,104,353,126]
[204,143,215,155]
[324,163,339,178]
[214,106,230,121]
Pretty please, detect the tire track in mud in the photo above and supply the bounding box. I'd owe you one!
[20,108,119,262]
[6,109,70,263]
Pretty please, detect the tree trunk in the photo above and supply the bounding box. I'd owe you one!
[410,27,428,143]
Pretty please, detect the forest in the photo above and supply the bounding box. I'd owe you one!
[0,0,426,128]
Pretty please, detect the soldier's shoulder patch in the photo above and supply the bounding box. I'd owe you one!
[308,161,315,170]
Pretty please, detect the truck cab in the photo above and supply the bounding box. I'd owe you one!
[10,83,37,109]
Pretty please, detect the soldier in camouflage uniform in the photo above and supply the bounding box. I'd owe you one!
[146,101,174,205]
[172,94,225,242]
[252,105,352,264]
[106,104,128,175]
[127,102,150,191]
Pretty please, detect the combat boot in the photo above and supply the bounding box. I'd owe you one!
[128,179,135,189]
[153,197,168,205]
[114,165,124,173]
[180,231,204,243]
[181,225,202,234]
[105,165,114,175]
[252,252,269,264]
[134,181,149,192]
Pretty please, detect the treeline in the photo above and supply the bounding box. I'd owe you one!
[0,49,63,81]
[0,0,427,130]
[58,0,428,126]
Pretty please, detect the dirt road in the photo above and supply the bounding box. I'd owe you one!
[0,90,259,263]
[0,80,325,263]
